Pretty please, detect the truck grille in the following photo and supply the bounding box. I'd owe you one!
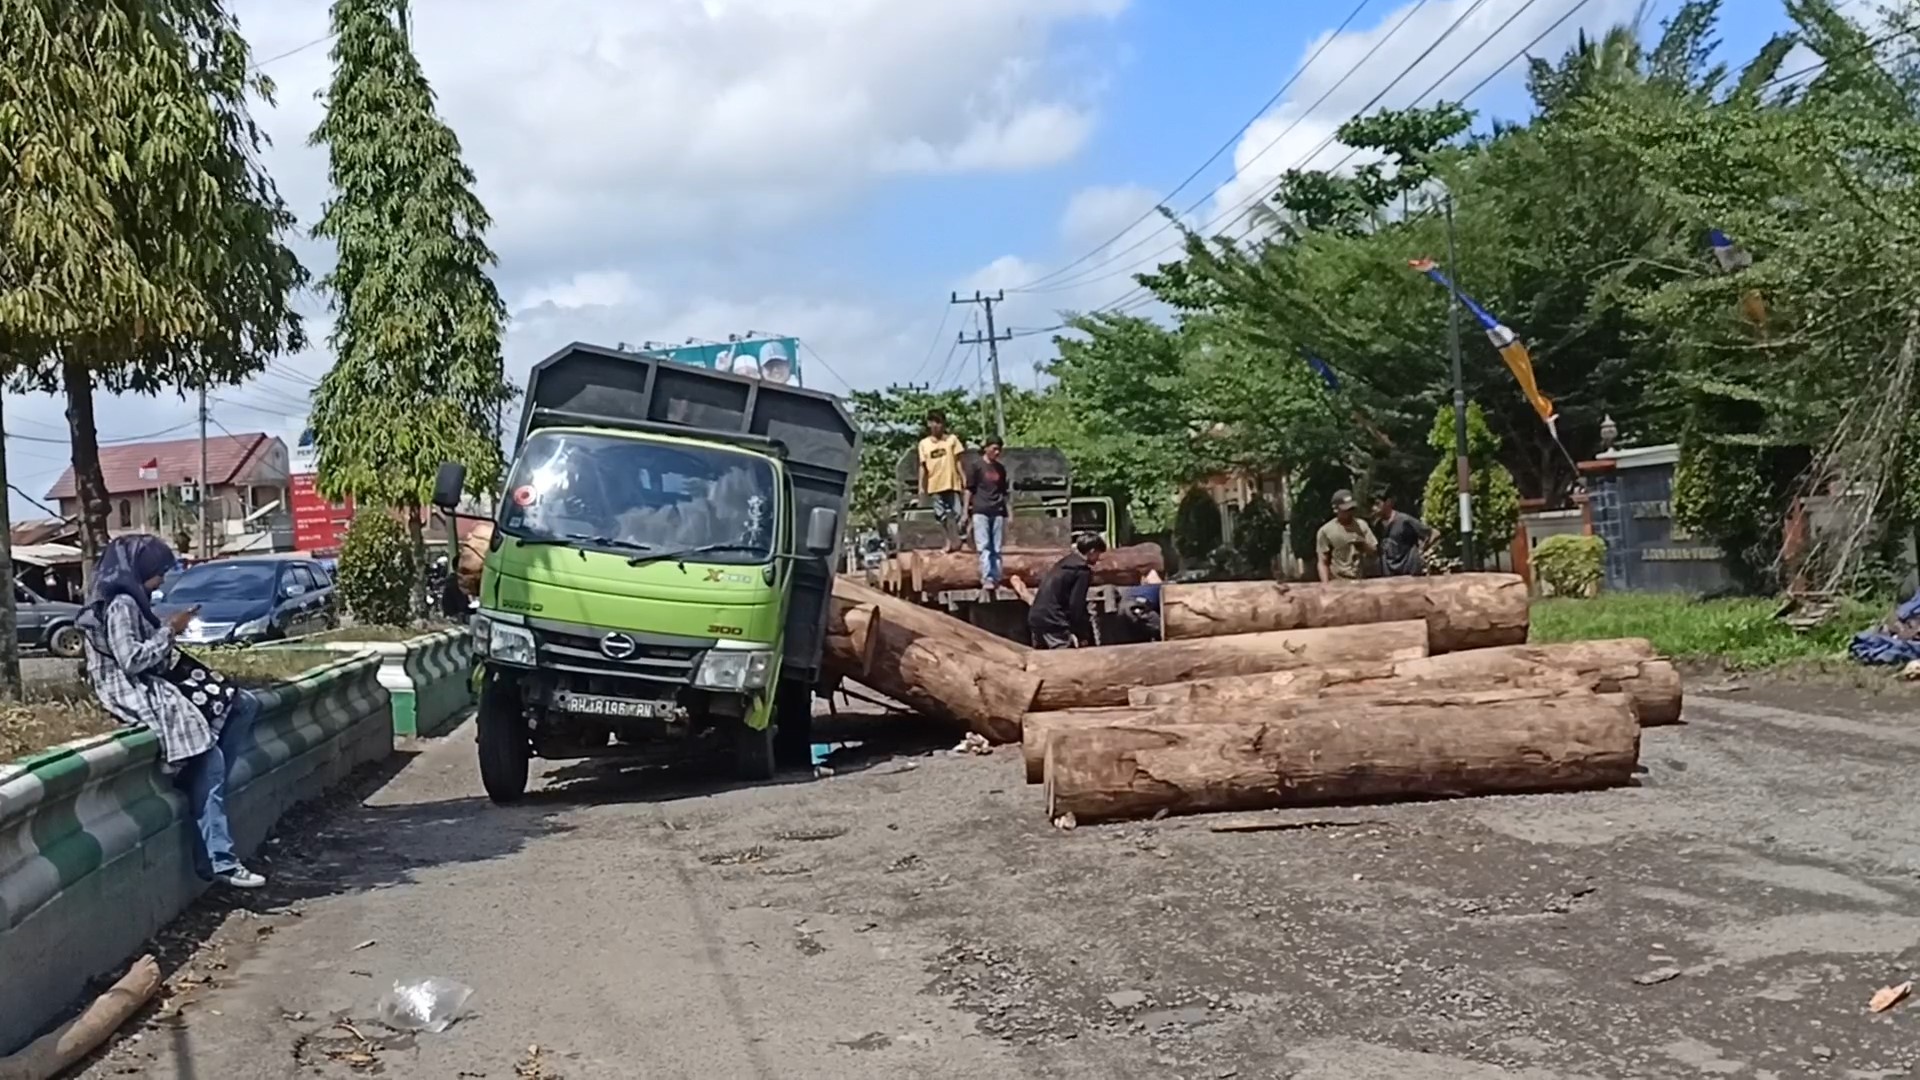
[535,627,702,685]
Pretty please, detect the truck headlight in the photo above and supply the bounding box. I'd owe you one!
[469,613,491,657]
[694,648,773,691]
[488,621,536,666]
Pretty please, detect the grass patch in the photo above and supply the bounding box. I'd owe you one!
[301,624,439,644]
[0,683,116,763]
[1530,593,1877,670]
[193,648,343,687]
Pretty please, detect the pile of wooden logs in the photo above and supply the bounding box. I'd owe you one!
[825,570,1679,826]
[872,542,1164,595]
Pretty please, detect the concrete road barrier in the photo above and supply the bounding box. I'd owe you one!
[0,652,392,1053]
[292,628,473,738]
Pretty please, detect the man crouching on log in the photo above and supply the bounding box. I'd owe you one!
[1027,533,1106,648]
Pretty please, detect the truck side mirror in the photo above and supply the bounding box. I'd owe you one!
[432,462,467,511]
[804,507,839,556]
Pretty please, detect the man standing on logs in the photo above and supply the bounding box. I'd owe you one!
[1373,495,1434,577]
[966,437,1010,590]
[1028,533,1106,648]
[1316,490,1378,583]
[918,410,968,552]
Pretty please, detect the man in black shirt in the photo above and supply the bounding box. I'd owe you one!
[1028,533,1106,649]
[1374,495,1434,577]
[966,438,1010,589]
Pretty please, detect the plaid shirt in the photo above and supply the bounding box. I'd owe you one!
[82,595,215,766]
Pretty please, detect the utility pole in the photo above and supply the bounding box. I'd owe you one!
[0,394,23,698]
[198,380,210,560]
[1444,194,1476,571]
[952,290,1012,440]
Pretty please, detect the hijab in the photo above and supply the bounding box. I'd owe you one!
[76,534,177,640]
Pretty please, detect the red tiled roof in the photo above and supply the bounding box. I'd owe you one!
[45,433,278,500]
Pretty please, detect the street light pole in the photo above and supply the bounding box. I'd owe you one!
[1444,194,1476,571]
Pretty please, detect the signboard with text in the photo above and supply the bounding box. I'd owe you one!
[652,337,801,385]
[290,473,353,555]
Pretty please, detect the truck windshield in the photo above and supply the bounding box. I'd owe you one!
[499,431,778,564]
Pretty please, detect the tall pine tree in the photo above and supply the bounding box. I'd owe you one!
[308,0,509,610]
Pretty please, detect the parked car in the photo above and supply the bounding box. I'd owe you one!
[155,555,338,646]
[14,582,83,658]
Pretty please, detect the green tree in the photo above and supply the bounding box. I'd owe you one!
[336,511,416,626]
[307,0,510,608]
[0,0,307,574]
[1420,402,1519,562]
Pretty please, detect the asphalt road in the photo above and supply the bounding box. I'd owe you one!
[80,681,1920,1079]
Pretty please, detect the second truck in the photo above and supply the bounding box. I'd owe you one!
[434,342,859,803]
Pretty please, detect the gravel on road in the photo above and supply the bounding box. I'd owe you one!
[76,682,1920,1079]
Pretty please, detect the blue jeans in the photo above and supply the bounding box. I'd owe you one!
[971,514,1005,586]
[177,689,259,878]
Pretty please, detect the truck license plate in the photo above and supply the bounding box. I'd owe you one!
[553,692,674,719]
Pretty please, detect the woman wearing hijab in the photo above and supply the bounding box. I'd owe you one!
[77,535,267,889]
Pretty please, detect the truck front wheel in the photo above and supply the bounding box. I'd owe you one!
[476,677,530,804]
[773,684,814,768]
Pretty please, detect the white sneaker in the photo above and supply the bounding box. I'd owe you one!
[215,866,267,890]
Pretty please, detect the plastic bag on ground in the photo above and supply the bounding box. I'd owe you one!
[377,976,474,1033]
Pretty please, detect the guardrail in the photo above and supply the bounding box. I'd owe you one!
[284,627,473,738]
[0,652,392,1053]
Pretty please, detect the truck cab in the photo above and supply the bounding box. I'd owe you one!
[436,343,857,803]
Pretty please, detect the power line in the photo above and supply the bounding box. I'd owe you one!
[251,33,336,72]
[1016,0,1446,298]
[7,421,198,447]
[905,303,953,384]
[1008,0,1380,293]
[1089,0,1586,314]
[796,341,853,392]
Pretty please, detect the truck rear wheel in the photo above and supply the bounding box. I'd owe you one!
[476,678,530,804]
[773,684,814,768]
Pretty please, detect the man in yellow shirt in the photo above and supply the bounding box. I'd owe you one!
[917,410,967,552]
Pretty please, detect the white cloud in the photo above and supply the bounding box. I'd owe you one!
[1058,183,1161,250]
[233,0,1123,276]
[6,0,1126,516]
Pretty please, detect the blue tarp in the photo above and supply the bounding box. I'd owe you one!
[1850,589,1920,665]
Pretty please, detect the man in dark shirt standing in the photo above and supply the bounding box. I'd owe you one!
[1027,533,1106,649]
[966,438,1010,590]
[1374,495,1435,577]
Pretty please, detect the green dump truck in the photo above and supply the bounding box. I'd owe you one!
[432,342,858,803]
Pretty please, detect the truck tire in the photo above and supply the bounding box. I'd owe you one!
[733,720,777,782]
[773,684,814,768]
[476,679,530,805]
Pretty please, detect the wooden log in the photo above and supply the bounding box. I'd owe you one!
[871,635,1035,743]
[833,576,1029,662]
[1160,573,1529,653]
[1024,684,1599,784]
[1022,619,1427,711]
[901,543,1166,593]
[1042,693,1640,824]
[823,599,879,681]
[1127,639,1682,726]
[829,576,1035,741]
[0,955,160,1080]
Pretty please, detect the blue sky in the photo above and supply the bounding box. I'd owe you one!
[5,0,1803,521]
